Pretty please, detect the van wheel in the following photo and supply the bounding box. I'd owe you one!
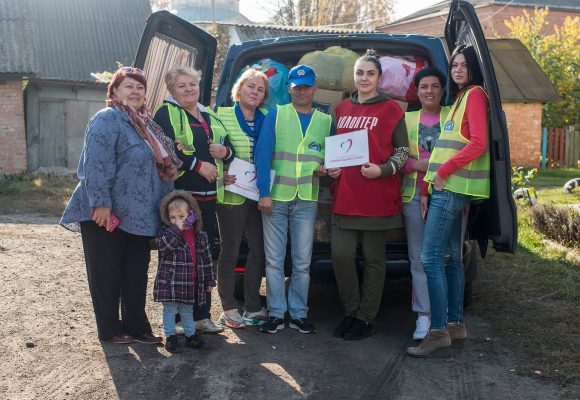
[234,273,244,300]
[463,240,478,308]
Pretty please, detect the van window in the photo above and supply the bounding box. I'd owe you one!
[142,33,198,109]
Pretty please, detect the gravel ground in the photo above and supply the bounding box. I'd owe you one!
[0,214,566,399]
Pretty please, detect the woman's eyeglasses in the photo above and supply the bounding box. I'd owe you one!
[120,66,145,75]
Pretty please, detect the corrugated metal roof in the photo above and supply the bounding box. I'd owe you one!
[28,0,151,82]
[174,6,252,24]
[489,38,559,102]
[216,22,374,42]
[0,0,38,75]
[388,0,579,26]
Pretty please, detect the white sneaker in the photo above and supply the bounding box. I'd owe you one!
[413,315,431,340]
[175,321,184,335]
[219,309,245,329]
[243,308,269,326]
[195,318,224,334]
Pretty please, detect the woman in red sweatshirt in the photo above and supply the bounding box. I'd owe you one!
[328,50,409,340]
[407,44,490,357]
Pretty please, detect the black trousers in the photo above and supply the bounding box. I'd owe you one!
[194,198,218,320]
[80,221,152,340]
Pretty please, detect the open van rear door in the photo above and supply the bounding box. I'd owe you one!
[134,11,217,110]
[444,0,517,253]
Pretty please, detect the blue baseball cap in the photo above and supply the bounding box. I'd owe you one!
[287,64,316,87]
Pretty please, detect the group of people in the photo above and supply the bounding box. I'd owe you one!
[61,43,490,357]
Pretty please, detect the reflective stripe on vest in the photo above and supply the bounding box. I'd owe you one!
[215,107,267,205]
[401,107,450,203]
[424,86,490,199]
[205,108,228,199]
[271,104,331,202]
[157,103,196,178]
[159,103,196,155]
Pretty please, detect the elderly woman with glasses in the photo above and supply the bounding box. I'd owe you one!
[154,67,235,334]
[61,66,181,344]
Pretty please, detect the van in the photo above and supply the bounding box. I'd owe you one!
[135,0,517,304]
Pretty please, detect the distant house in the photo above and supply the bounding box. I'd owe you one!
[171,0,252,24]
[378,0,568,167]
[0,0,36,174]
[0,0,151,173]
[380,0,579,37]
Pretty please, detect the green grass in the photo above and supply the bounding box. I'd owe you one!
[534,167,580,190]
[472,167,580,390]
[0,172,78,216]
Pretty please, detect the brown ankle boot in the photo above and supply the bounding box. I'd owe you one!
[406,329,451,357]
[448,322,467,340]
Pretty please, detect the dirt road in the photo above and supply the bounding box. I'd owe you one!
[0,214,565,399]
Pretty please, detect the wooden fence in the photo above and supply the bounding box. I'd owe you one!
[542,126,580,168]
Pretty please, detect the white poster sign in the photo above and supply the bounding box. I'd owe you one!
[324,129,369,168]
[224,158,275,201]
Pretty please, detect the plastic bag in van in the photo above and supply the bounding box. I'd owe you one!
[377,56,428,104]
[298,46,359,93]
[242,59,291,110]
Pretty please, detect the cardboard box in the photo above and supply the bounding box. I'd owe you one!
[312,89,346,122]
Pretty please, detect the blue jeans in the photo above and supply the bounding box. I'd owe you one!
[163,302,195,337]
[402,193,430,316]
[420,189,470,330]
[262,199,317,319]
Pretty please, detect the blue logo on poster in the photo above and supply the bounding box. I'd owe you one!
[308,141,322,152]
[444,120,455,132]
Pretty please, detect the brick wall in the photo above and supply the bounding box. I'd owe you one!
[503,102,543,167]
[381,5,576,37]
[0,79,27,174]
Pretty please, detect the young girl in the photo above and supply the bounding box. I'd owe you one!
[154,190,216,353]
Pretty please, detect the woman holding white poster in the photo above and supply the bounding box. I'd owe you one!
[214,69,271,329]
[328,50,409,341]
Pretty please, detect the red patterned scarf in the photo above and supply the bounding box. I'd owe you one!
[107,96,182,181]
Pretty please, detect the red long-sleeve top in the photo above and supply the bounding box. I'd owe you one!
[420,86,489,196]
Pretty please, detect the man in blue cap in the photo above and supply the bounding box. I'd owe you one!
[255,64,333,334]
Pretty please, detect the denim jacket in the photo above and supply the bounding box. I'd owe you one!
[61,107,173,236]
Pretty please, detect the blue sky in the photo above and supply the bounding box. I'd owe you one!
[239,0,441,24]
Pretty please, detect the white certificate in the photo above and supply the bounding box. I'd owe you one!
[324,129,369,168]
[224,158,275,201]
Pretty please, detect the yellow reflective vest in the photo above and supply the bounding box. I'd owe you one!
[271,104,332,202]
[215,106,267,205]
[401,106,450,202]
[424,86,490,199]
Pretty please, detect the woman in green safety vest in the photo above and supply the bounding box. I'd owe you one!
[400,67,450,342]
[214,68,271,329]
[407,45,490,357]
[154,67,236,335]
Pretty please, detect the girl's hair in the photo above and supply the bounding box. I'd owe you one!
[107,67,147,100]
[231,68,270,106]
[355,49,382,76]
[448,44,484,101]
[164,67,202,95]
[414,67,446,89]
[167,198,190,212]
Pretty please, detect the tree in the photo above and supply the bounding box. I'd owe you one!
[271,0,394,30]
[504,8,579,127]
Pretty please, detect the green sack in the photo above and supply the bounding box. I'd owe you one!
[298,46,359,92]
